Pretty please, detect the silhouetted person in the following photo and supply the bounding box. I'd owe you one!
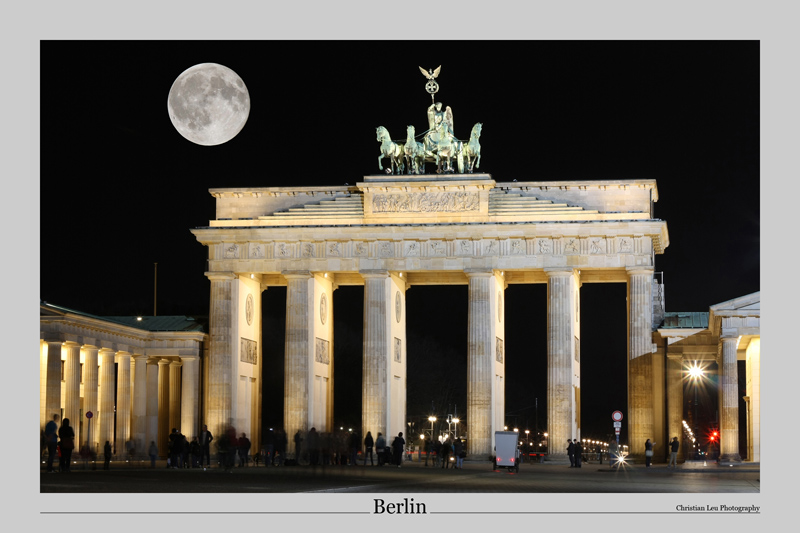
[392,432,405,467]
[44,414,59,473]
[644,438,654,467]
[294,430,303,463]
[574,439,582,467]
[239,432,251,467]
[103,440,112,470]
[375,432,386,466]
[567,439,575,467]
[307,428,320,466]
[364,431,374,466]
[58,418,75,472]
[148,440,158,468]
[199,424,213,468]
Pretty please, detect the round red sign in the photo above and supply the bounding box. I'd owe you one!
[86,411,93,419]
[612,411,623,422]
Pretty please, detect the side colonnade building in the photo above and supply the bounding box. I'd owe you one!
[40,303,207,458]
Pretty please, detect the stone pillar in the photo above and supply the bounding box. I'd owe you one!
[40,341,47,429]
[131,354,148,455]
[115,352,132,455]
[362,271,389,440]
[180,356,200,440]
[466,271,493,458]
[63,341,82,446]
[44,341,62,431]
[546,270,580,462]
[82,346,99,449]
[666,354,685,461]
[284,271,312,454]
[627,268,654,460]
[207,272,237,442]
[145,358,159,455]
[98,348,116,453]
[169,360,182,435]
[719,336,742,463]
[157,359,171,454]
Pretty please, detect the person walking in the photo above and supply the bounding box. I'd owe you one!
[363,431,374,466]
[644,438,655,467]
[57,418,75,472]
[275,429,287,466]
[199,424,213,469]
[574,439,582,468]
[668,436,679,468]
[103,440,112,470]
[566,440,572,466]
[44,414,59,473]
[375,432,386,466]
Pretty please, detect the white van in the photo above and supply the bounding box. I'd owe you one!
[493,431,520,472]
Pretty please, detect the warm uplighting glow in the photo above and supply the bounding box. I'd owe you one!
[429,416,437,423]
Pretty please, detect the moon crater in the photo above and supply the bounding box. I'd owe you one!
[167,63,250,146]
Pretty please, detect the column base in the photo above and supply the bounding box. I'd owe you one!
[719,453,742,465]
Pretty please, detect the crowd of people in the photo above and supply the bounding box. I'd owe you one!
[41,416,470,472]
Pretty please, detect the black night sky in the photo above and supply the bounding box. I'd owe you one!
[39,41,759,444]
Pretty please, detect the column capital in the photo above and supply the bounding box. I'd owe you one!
[98,347,116,356]
[179,355,199,362]
[205,271,237,281]
[544,268,576,278]
[464,269,494,278]
[625,267,654,276]
[360,269,389,280]
[132,353,148,361]
[282,270,313,280]
[169,360,183,368]
[62,340,81,348]
[157,358,171,367]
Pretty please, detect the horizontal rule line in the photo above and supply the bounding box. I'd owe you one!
[39,511,370,515]
[428,511,761,515]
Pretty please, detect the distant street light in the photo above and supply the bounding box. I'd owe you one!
[687,362,705,458]
[428,415,437,442]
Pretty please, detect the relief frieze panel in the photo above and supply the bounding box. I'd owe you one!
[240,338,257,365]
[315,338,330,365]
[223,243,240,259]
[371,191,480,213]
[275,242,294,258]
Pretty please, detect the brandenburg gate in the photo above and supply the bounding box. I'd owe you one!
[190,173,669,460]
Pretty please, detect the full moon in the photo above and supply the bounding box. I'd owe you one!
[167,63,250,146]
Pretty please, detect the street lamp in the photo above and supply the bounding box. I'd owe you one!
[428,416,437,442]
[687,362,705,459]
[453,417,460,439]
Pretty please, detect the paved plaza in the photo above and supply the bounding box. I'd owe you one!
[40,458,760,494]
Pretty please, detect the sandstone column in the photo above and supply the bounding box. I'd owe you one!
[362,270,389,440]
[63,341,82,446]
[466,270,495,459]
[206,272,237,442]
[115,351,132,456]
[284,271,312,455]
[180,356,200,440]
[158,358,170,454]
[44,341,62,431]
[145,358,159,455]
[719,336,742,463]
[627,268,654,460]
[169,360,182,435]
[666,353,685,461]
[131,354,148,455]
[546,269,580,462]
[98,348,116,452]
[82,346,99,450]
